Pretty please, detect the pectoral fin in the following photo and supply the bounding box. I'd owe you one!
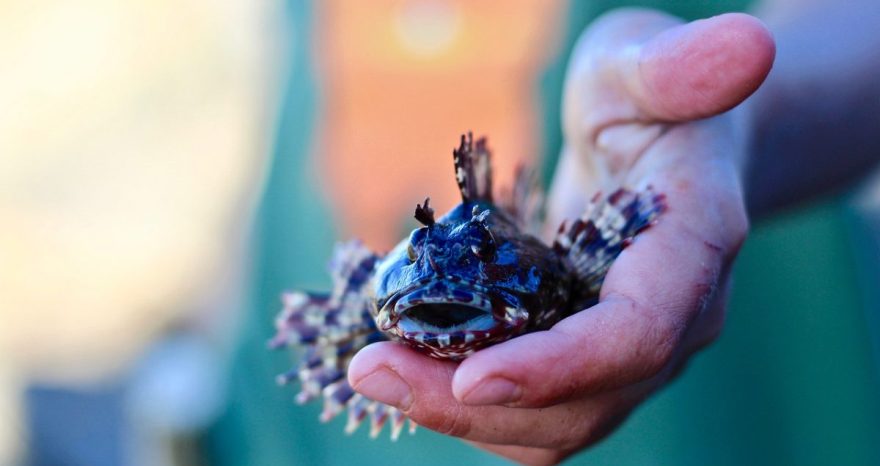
[553,187,666,297]
[270,241,412,439]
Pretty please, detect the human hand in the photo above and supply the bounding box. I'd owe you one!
[348,9,774,465]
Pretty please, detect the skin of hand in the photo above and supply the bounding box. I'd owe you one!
[348,9,775,465]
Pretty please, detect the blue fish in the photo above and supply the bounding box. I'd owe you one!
[270,133,665,439]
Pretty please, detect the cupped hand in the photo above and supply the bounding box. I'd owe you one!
[349,9,775,465]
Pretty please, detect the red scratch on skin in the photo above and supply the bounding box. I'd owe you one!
[694,279,719,313]
[703,240,723,253]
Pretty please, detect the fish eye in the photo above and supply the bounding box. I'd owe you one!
[470,226,496,261]
[471,241,496,261]
[406,243,418,262]
[406,227,428,263]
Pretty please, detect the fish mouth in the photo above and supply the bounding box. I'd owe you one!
[375,279,528,359]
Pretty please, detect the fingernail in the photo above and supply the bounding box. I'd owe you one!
[353,368,412,410]
[461,377,521,406]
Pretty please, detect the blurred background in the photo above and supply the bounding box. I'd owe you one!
[2,0,878,465]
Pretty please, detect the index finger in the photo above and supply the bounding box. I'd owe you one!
[348,340,646,450]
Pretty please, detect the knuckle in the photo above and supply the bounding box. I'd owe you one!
[640,313,682,378]
[555,433,590,452]
[647,333,678,376]
[567,422,604,450]
[538,410,593,451]
[431,404,472,438]
[571,8,662,76]
[614,296,682,382]
[558,410,621,451]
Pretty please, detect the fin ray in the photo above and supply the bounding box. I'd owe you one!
[271,240,407,439]
[498,164,544,235]
[453,132,493,203]
[554,187,666,298]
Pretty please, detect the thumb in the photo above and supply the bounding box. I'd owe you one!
[563,10,775,136]
[629,12,776,121]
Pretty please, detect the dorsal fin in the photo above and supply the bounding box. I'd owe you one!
[453,132,493,203]
[498,164,544,234]
[414,198,435,227]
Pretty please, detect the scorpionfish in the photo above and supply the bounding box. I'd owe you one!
[269,133,665,439]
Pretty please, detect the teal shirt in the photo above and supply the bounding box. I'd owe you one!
[205,1,880,464]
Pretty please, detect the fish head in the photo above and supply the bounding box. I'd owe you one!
[373,202,569,359]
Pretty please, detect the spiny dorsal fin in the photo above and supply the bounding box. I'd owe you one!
[414,198,435,227]
[498,164,544,234]
[453,132,493,203]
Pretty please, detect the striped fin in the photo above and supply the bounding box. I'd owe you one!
[271,240,413,439]
[453,132,493,203]
[553,187,666,297]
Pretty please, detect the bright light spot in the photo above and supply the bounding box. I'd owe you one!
[393,0,461,57]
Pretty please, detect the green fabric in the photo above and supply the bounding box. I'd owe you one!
[205,1,880,464]
[574,201,880,465]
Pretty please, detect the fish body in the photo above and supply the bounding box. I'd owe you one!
[373,201,573,359]
[270,133,665,438]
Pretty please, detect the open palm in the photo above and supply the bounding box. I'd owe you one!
[349,9,775,465]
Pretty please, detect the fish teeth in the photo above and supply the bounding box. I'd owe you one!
[464,333,475,343]
[438,334,451,348]
[375,309,393,330]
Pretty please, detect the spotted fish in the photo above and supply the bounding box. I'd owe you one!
[269,132,665,439]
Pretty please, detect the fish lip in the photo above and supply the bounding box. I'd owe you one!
[375,277,529,354]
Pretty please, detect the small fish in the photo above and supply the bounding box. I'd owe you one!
[269,133,665,439]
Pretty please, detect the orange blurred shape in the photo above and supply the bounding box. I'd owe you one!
[315,0,564,250]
